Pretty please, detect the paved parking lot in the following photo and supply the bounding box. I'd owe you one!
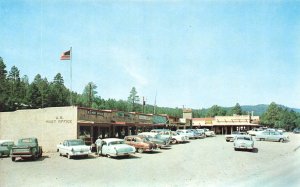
[1,133,300,187]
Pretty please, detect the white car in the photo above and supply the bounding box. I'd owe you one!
[233,135,254,151]
[225,131,247,142]
[176,130,195,139]
[57,139,91,159]
[97,138,136,158]
[170,131,189,143]
[256,131,289,142]
[247,128,264,136]
[198,128,215,137]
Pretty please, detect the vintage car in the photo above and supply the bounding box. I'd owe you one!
[57,139,91,159]
[247,128,264,136]
[11,137,42,161]
[256,131,289,142]
[96,138,135,158]
[176,129,195,139]
[225,131,247,142]
[203,128,215,137]
[293,127,300,134]
[149,129,172,144]
[124,135,157,153]
[233,135,254,151]
[170,131,189,143]
[188,129,205,139]
[0,140,14,157]
[196,128,215,137]
[138,132,169,148]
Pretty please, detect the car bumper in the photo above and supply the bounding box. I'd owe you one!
[70,151,91,156]
[11,154,33,158]
[234,146,253,150]
[110,151,135,157]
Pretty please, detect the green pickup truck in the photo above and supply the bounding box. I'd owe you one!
[11,137,43,161]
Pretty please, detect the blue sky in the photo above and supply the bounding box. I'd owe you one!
[1,0,300,109]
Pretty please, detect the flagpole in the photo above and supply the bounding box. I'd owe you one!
[70,47,73,106]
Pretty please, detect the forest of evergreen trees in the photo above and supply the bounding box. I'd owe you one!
[1,57,299,130]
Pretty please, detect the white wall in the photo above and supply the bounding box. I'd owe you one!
[0,106,78,152]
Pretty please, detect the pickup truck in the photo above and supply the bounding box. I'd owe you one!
[11,137,42,161]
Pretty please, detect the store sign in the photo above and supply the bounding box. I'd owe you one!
[46,116,72,124]
[139,115,151,121]
[87,110,104,117]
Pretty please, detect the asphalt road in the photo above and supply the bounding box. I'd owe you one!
[1,133,299,187]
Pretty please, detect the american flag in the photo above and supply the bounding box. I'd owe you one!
[60,50,71,60]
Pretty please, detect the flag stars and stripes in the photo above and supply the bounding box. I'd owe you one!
[60,50,71,60]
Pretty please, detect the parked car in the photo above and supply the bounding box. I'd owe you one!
[225,131,247,142]
[57,139,91,159]
[170,131,189,143]
[97,138,135,158]
[277,128,286,133]
[176,129,195,139]
[11,137,42,161]
[233,135,254,151]
[138,132,169,148]
[150,129,172,144]
[0,140,14,157]
[188,129,205,139]
[256,131,289,142]
[247,128,264,136]
[293,128,300,134]
[124,135,157,153]
[202,128,215,137]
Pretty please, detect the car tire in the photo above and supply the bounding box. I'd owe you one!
[137,148,144,153]
[234,148,238,151]
[260,138,264,141]
[107,154,111,158]
[279,138,284,143]
[226,140,229,142]
[59,152,62,156]
[12,157,16,162]
[171,139,177,144]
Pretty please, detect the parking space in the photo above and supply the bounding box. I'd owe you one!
[1,133,300,187]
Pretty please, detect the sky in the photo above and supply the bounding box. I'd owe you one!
[1,0,300,109]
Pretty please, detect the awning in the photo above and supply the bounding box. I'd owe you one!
[77,120,95,124]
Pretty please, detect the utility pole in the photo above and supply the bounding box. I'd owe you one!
[89,83,92,108]
[142,96,146,113]
[153,92,157,114]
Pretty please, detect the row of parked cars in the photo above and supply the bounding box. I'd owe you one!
[0,138,43,161]
[0,128,216,160]
[224,128,291,152]
[56,128,215,159]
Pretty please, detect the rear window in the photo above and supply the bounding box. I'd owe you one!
[237,137,251,141]
[20,139,34,143]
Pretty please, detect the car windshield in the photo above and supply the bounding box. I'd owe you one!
[68,140,85,146]
[142,137,151,142]
[109,140,125,145]
[20,138,35,143]
[155,134,162,139]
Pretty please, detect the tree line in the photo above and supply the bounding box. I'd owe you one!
[1,57,299,130]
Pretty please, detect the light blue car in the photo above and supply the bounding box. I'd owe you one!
[256,131,288,142]
[97,138,136,158]
[233,135,254,151]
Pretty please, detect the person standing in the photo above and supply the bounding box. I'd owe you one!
[95,137,102,156]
